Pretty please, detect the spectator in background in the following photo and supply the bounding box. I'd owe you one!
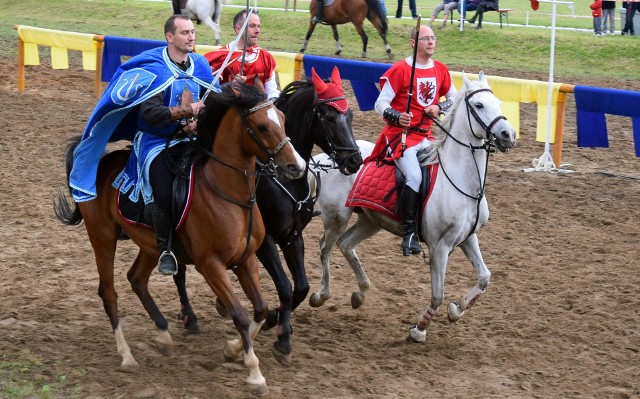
[601,0,616,35]
[396,0,418,19]
[590,0,603,36]
[466,0,499,30]
[429,0,459,29]
[622,0,638,36]
[458,0,481,20]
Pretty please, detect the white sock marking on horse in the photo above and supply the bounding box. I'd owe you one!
[462,286,485,310]
[114,324,138,367]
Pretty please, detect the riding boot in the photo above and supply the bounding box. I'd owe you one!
[313,0,325,23]
[150,203,178,276]
[400,187,422,256]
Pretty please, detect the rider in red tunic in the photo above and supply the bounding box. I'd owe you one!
[204,9,280,101]
[366,25,457,256]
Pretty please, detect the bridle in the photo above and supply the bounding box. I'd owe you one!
[309,96,360,172]
[430,87,508,241]
[197,98,291,265]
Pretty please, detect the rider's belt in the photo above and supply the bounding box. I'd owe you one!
[408,126,428,133]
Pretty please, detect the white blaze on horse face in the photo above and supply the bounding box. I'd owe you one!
[267,108,281,128]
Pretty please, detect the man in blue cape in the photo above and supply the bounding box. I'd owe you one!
[69,15,217,275]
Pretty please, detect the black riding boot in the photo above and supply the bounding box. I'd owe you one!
[150,203,178,275]
[313,0,325,23]
[400,187,422,256]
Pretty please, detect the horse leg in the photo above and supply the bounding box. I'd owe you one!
[255,236,295,364]
[86,216,139,370]
[352,22,369,58]
[337,213,380,309]
[331,25,343,56]
[370,19,393,59]
[200,16,221,46]
[447,233,490,322]
[300,23,318,53]
[409,244,449,343]
[173,263,200,335]
[309,207,354,308]
[198,258,268,396]
[127,251,174,357]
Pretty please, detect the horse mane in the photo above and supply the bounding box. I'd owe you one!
[275,80,315,114]
[193,82,267,164]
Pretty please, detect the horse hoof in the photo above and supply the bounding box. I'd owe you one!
[248,381,269,397]
[272,345,292,366]
[409,325,427,343]
[308,292,327,308]
[299,48,306,53]
[153,338,174,357]
[262,309,279,331]
[448,301,464,322]
[350,291,365,309]
[387,51,394,60]
[334,50,342,56]
[118,360,140,373]
[360,52,367,58]
[223,338,242,362]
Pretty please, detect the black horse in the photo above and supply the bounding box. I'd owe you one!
[173,66,363,363]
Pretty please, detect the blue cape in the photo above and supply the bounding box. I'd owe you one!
[69,46,215,202]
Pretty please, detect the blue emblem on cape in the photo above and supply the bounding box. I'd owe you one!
[111,68,157,105]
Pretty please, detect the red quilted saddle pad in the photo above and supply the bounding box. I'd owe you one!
[346,162,438,220]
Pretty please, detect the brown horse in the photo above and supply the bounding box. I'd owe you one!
[54,80,305,396]
[300,0,393,59]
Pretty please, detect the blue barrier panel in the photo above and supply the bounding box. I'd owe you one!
[574,85,640,156]
[101,36,165,82]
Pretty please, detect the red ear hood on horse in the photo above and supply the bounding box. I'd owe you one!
[311,66,349,113]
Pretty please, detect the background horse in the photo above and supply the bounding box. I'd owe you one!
[174,67,363,364]
[176,0,223,45]
[54,81,305,396]
[300,0,393,59]
[308,72,516,343]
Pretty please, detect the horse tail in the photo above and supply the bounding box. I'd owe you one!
[53,136,84,226]
[365,0,388,35]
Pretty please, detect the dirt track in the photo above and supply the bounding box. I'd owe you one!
[1,59,639,399]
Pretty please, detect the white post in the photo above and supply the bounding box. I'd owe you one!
[459,0,465,31]
[523,0,575,174]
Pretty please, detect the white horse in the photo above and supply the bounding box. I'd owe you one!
[177,0,222,45]
[308,72,517,343]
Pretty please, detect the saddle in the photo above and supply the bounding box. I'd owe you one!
[116,151,195,233]
[346,161,439,222]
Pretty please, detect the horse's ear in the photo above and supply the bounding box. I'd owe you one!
[253,75,266,93]
[231,78,242,97]
[478,71,486,83]
[330,66,343,89]
[462,71,472,89]
[311,67,328,92]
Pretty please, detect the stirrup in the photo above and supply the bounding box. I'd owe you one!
[312,16,325,24]
[157,251,178,276]
[401,233,421,256]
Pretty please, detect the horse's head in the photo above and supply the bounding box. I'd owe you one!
[310,67,363,175]
[235,78,306,179]
[459,71,517,153]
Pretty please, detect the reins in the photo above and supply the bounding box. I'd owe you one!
[429,87,507,241]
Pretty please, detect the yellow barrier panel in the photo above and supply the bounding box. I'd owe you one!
[16,25,97,70]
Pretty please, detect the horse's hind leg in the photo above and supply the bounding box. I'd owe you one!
[447,233,490,322]
[370,19,393,59]
[337,213,380,309]
[174,263,200,334]
[127,251,174,357]
[201,16,221,46]
[352,22,369,58]
[331,25,343,56]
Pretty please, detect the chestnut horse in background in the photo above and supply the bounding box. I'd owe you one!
[300,0,393,59]
[54,81,305,396]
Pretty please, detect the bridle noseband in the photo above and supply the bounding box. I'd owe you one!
[311,96,360,171]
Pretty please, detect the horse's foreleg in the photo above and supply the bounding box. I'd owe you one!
[127,251,174,357]
[447,234,490,322]
[300,24,318,53]
[198,258,268,396]
[201,16,221,46]
[352,23,368,58]
[331,25,343,56]
[309,208,354,308]
[337,214,380,309]
[409,245,448,343]
[256,237,296,364]
[173,263,200,334]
